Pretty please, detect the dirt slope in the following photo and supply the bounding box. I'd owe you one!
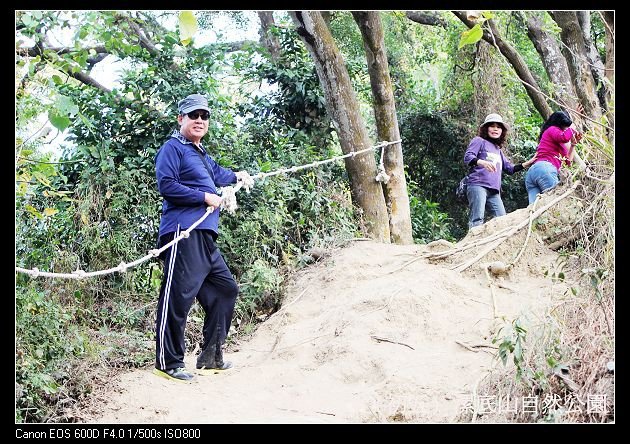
[84,206,566,424]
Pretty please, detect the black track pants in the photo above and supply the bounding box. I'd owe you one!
[155,228,239,371]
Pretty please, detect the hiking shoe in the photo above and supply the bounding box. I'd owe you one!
[153,367,194,382]
[196,343,233,371]
[197,361,233,371]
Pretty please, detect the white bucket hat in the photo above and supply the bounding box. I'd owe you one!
[481,113,508,130]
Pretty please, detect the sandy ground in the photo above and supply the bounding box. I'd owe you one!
[83,203,568,424]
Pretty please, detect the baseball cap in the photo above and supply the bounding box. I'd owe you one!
[177,93,210,115]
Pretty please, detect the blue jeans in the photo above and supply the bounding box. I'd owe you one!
[466,185,506,229]
[525,161,559,204]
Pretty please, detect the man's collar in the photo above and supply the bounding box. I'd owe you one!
[171,130,204,151]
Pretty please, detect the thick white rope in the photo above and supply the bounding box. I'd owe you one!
[16,206,214,279]
[16,140,400,279]
[375,145,391,184]
[252,139,399,181]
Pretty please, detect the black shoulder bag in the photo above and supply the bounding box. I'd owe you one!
[193,146,215,183]
[455,143,487,203]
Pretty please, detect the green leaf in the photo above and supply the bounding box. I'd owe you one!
[178,11,198,46]
[43,207,59,217]
[32,171,51,187]
[56,95,79,116]
[25,205,42,219]
[514,339,523,361]
[259,161,272,173]
[165,34,179,44]
[51,75,63,85]
[77,111,94,129]
[48,110,71,131]
[458,24,483,49]
[22,14,33,27]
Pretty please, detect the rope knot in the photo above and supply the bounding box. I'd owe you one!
[235,170,254,192]
[73,269,87,279]
[181,231,190,238]
[220,186,239,215]
[149,249,160,258]
[32,267,40,278]
[118,262,128,273]
[375,145,390,183]
[375,165,390,184]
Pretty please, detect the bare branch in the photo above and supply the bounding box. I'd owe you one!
[86,53,109,71]
[124,18,161,56]
[18,45,109,58]
[405,11,447,27]
[64,71,111,93]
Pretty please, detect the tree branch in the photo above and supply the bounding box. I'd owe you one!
[19,45,109,58]
[67,71,111,93]
[452,11,553,119]
[124,17,161,56]
[405,11,447,27]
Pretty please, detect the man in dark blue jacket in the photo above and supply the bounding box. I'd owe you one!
[153,93,250,382]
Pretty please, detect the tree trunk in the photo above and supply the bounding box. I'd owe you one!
[549,11,602,124]
[519,12,579,116]
[352,11,413,245]
[452,11,553,119]
[602,11,614,86]
[257,11,280,62]
[576,11,608,111]
[473,41,509,128]
[290,11,391,242]
[603,11,614,142]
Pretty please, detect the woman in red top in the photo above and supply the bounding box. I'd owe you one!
[524,110,582,204]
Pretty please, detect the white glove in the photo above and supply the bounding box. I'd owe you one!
[235,170,254,191]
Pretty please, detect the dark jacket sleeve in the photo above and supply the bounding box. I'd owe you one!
[500,150,522,175]
[156,143,206,206]
[207,156,237,187]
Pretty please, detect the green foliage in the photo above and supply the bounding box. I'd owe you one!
[237,259,283,317]
[493,318,528,377]
[406,180,455,243]
[239,25,334,150]
[457,12,494,49]
[16,10,613,423]
[399,109,471,238]
[459,24,483,49]
[15,286,89,422]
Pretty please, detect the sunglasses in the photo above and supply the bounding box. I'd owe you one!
[185,111,210,121]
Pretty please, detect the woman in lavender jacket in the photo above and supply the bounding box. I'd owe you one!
[464,113,536,229]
